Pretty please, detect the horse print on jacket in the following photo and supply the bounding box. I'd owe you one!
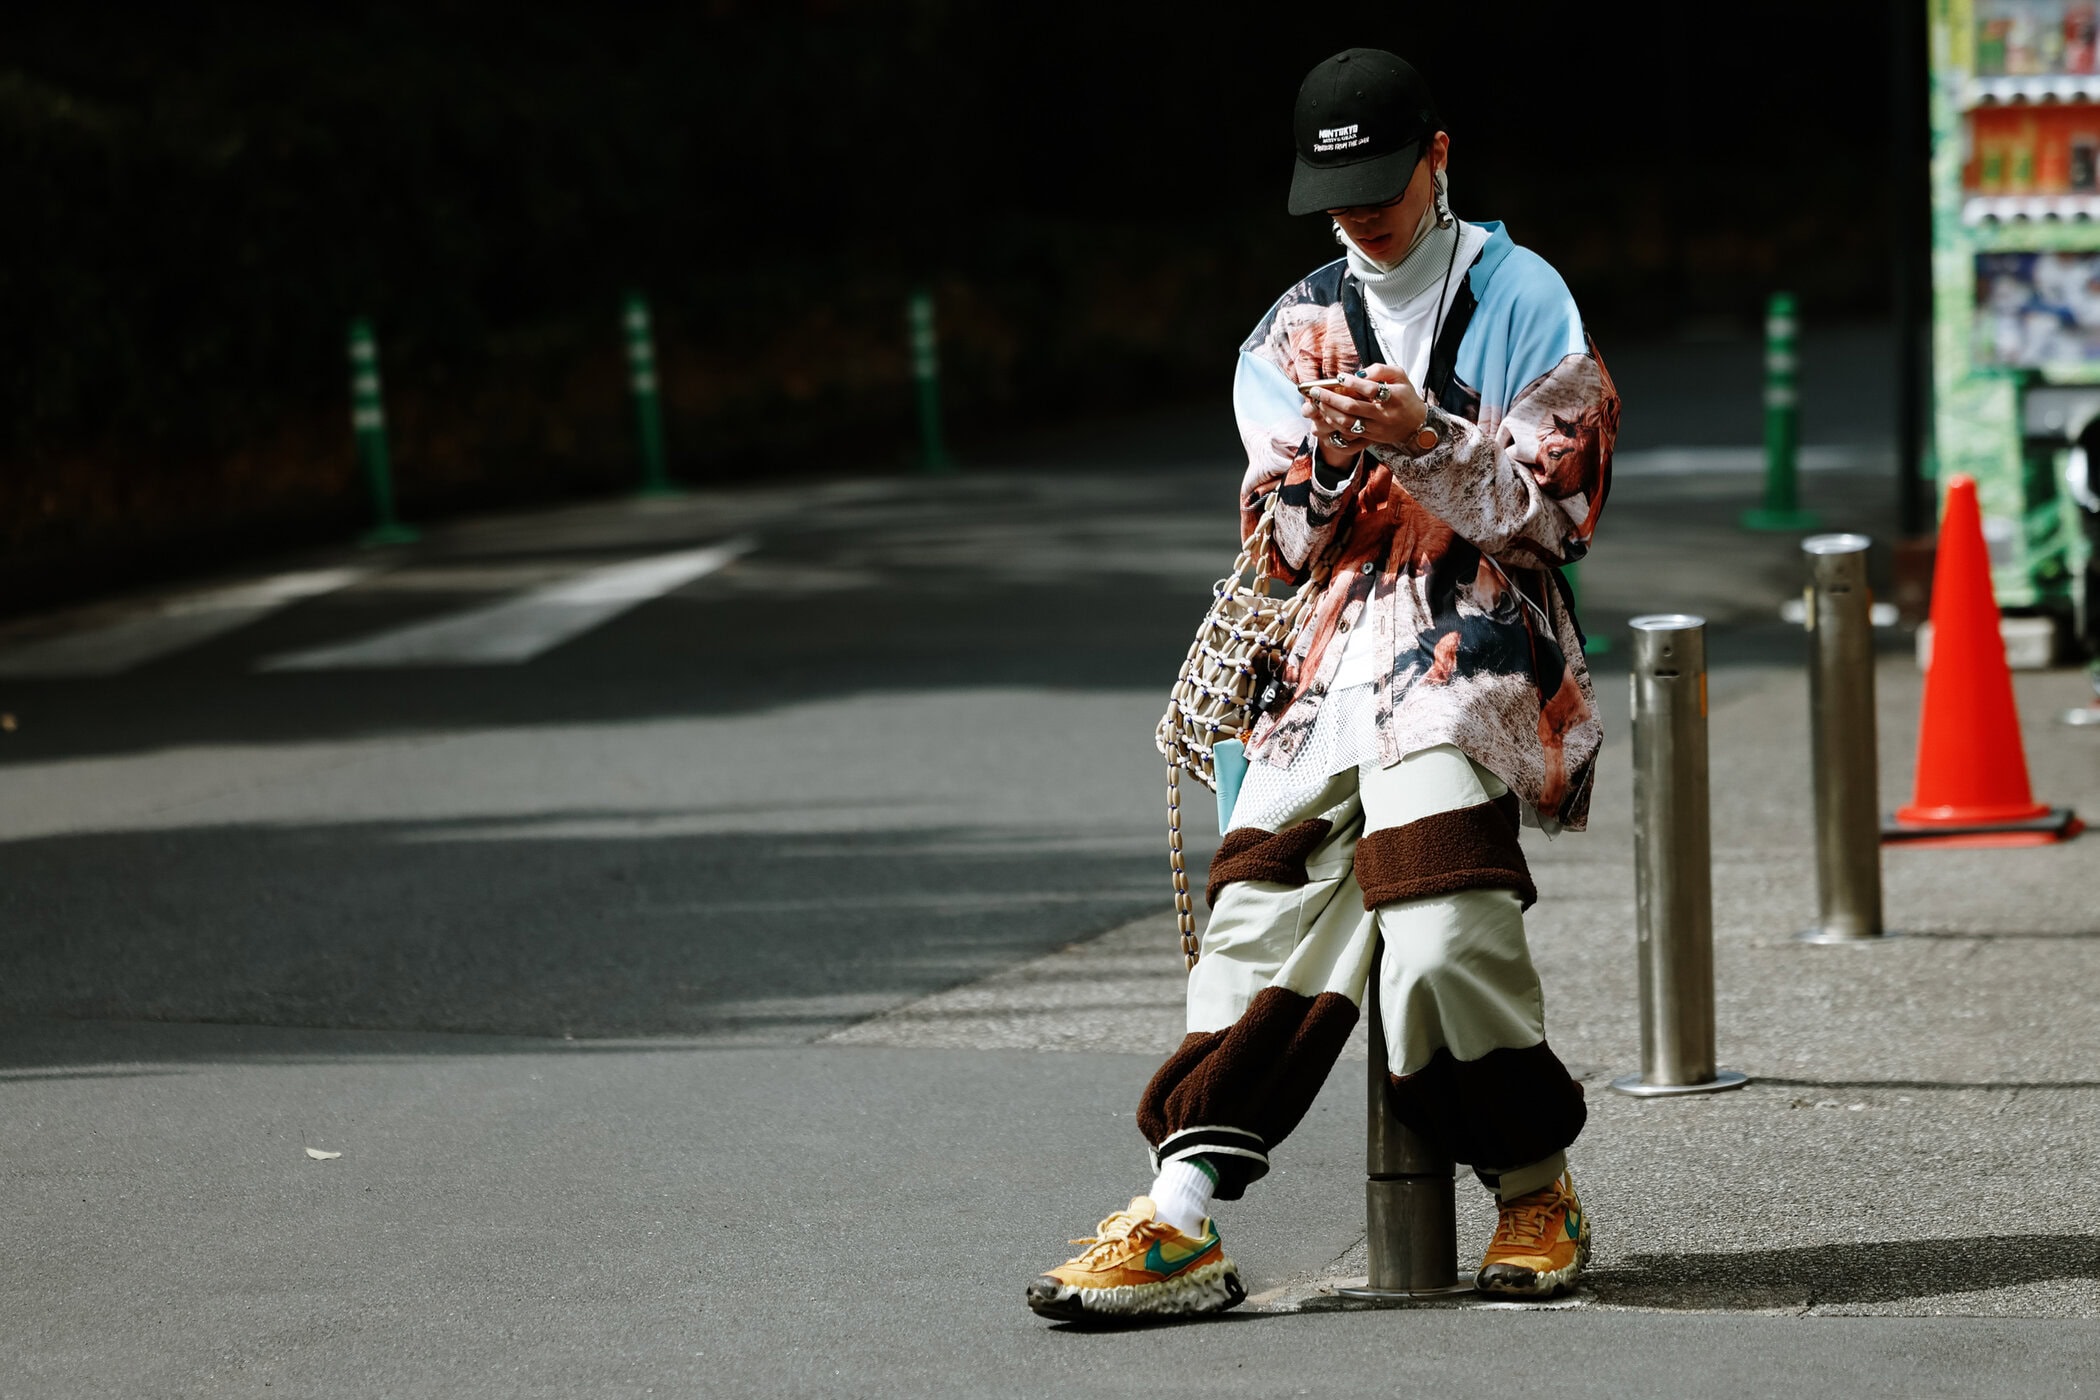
[1514,369,1619,547]
[1393,603,1592,819]
[1228,226,1618,831]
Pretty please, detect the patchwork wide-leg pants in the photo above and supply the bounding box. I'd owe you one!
[1137,741,1586,1202]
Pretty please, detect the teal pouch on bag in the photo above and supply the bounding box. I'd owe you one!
[1212,739,1249,832]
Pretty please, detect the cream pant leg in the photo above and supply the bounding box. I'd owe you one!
[1139,744,1586,1200]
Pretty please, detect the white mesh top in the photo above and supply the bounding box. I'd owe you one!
[1227,683,1385,833]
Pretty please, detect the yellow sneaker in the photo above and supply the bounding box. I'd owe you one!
[1025,1197,1244,1322]
[1477,1172,1590,1298]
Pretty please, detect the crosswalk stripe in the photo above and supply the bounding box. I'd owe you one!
[258,539,752,670]
[0,567,372,679]
[1612,445,1891,476]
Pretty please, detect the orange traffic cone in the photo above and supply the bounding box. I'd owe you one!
[1884,475,2080,847]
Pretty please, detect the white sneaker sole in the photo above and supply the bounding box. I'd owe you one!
[1027,1257,1245,1321]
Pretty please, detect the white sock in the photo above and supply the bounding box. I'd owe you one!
[1148,1158,1216,1238]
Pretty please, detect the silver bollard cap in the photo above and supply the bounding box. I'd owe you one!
[1802,534,1872,594]
[1628,613,1705,673]
[1628,613,1706,634]
[1801,533,1872,557]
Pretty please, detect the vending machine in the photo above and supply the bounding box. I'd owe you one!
[1931,0,2099,644]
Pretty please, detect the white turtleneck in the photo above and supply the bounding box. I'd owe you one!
[1325,210,1489,694]
[1340,214,1489,398]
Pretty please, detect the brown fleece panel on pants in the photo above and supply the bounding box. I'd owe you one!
[1384,1040,1586,1170]
[1354,798,1537,911]
[1137,985,1358,1199]
[1205,818,1333,908]
[1491,790,1522,833]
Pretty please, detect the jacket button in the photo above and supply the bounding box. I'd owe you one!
[1337,621,1350,633]
[1360,561,1375,575]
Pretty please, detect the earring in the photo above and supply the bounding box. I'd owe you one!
[1434,170,1453,229]
[1333,222,1346,246]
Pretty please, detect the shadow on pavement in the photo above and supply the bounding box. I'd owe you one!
[0,1026,940,1079]
[1761,1077,2100,1092]
[1041,1310,1278,1334]
[1903,929,2100,942]
[0,818,1188,1052]
[1594,1234,2100,1310]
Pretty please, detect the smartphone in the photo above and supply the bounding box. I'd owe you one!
[1297,377,1349,396]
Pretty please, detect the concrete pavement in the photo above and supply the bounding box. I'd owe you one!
[839,655,2100,1322]
[9,1022,2097,1398]
[4,385,2098,1394]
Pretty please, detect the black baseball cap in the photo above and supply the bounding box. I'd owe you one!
[1287,49,1441,216]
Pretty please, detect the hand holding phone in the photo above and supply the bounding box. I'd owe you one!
[1299,362,1429,460]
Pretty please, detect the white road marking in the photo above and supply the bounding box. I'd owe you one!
[258,539,752,670]
[0,568,371,678]
[1613,446,1893,476]
[627,888,1162,914]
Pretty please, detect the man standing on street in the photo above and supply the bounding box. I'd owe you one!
[1029,48,1619,1323]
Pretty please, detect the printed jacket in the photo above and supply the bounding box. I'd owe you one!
[1234,222,1619,831]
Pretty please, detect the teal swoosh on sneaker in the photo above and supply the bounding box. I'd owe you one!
[1564,1210,1583,1241]
[1143,1227,1218,1277]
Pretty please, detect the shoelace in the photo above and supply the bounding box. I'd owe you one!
[1068,1210,1159,1266]
[1495,1194,1562,1250]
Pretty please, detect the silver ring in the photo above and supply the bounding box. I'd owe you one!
[1348,417,1366,435]
[1374,385,1391,404]
[1328,431,1350,449]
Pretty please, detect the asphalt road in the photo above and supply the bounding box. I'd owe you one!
[5,386,2095,1395]
[0,465,1234,1040]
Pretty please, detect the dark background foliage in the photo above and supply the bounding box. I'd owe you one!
[4,1,1898,608]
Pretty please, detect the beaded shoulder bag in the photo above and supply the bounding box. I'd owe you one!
[1154,493,1318,968]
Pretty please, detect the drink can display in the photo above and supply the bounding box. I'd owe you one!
[2068,1,2098,73]
[1934,0,2097,616]
[1980,123,2009,194]
[2039,106,2074,191]
[2010,115,2040,192]
[2006,2,2037,73]
[2041,0,2069,72]
[2071,131,2099,191]
[1979,5,2011,73]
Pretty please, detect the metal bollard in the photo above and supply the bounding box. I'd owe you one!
[347,318,418,546]
[623,293,677,497]
[1335,942,1473,1301]
[1612,615,1749,1097]
[1741,291,1820,532]
[908,288,952,474]
[1798,535,1892,943]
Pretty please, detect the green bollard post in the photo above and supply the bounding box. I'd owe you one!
[348,318,418,546]
[1741,290,1820,531]
[624,293,678,497]
[909,288,952,473]
[1564,560,1610,655]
